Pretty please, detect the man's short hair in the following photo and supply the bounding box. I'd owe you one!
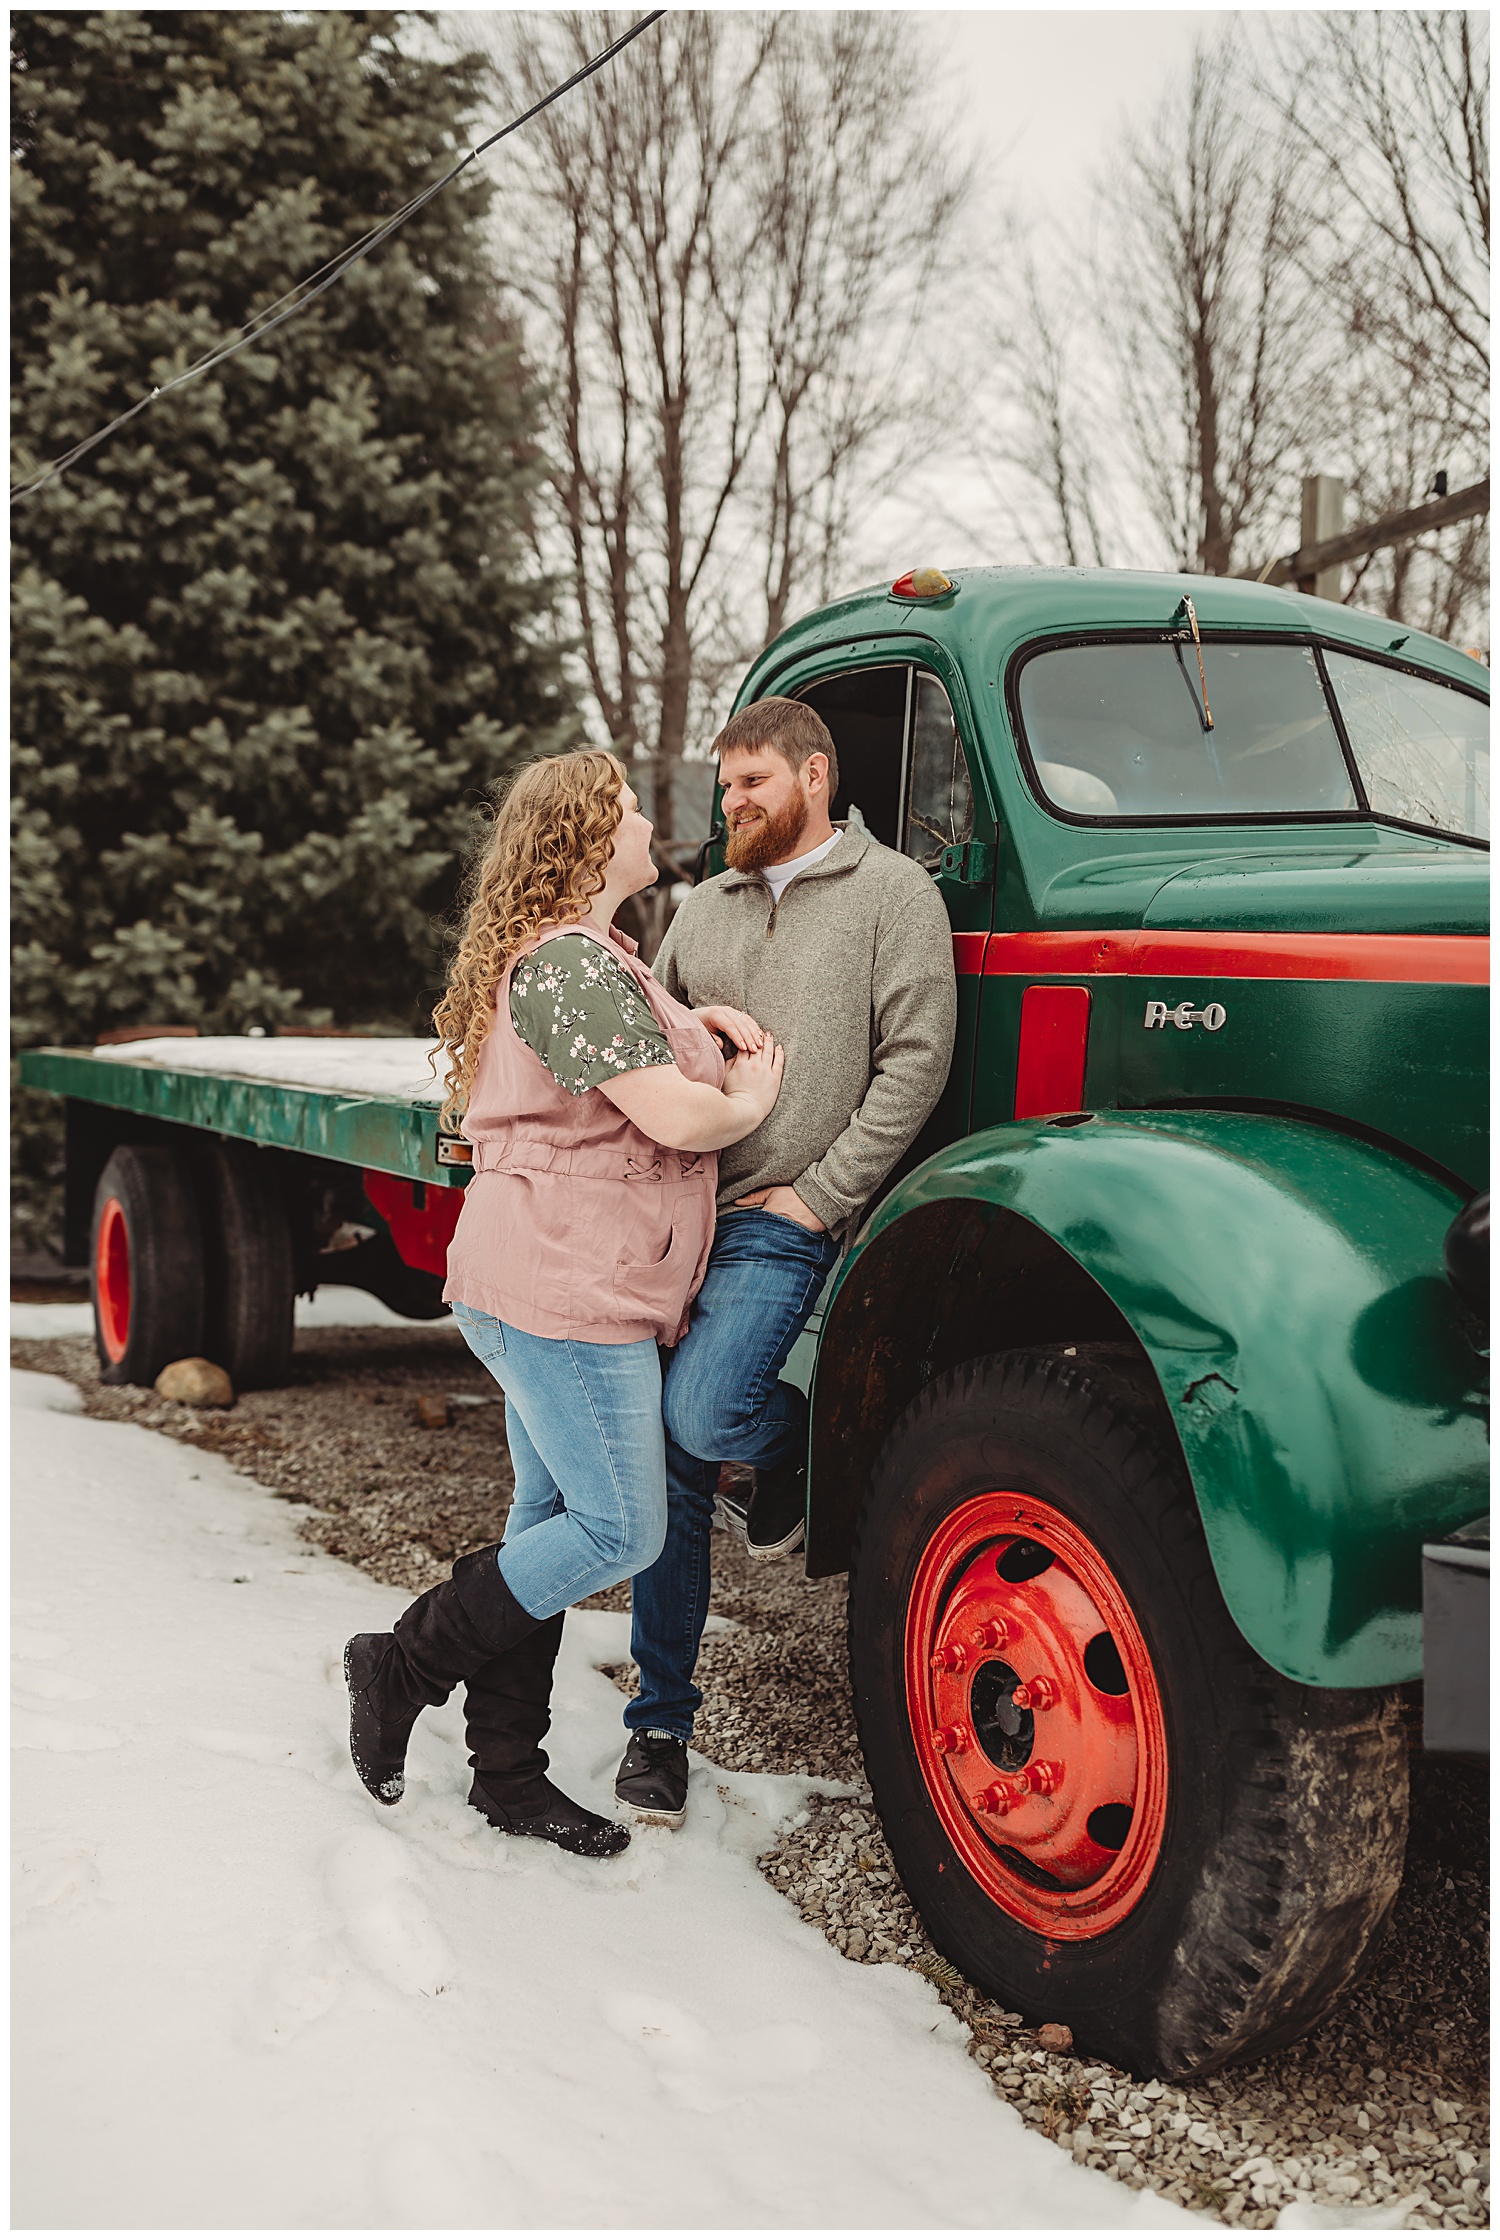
[712,696,839,800]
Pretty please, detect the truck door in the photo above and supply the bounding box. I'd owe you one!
[790,660,994,1162]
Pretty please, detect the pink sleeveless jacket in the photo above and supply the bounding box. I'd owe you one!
[442,923,724,1345]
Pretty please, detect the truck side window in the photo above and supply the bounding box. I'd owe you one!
[795,666,909,848]
[1322,650,1489,843]
[904,673,974,869]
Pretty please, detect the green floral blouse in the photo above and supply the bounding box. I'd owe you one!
[509,933,675,1098]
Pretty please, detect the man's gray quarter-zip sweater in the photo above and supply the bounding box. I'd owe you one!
[651,822,958,1239]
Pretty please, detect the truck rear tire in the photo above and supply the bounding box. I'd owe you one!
[199,1140,296,1390]
[90,1147,206,1387]
[848,1348,1409,2079]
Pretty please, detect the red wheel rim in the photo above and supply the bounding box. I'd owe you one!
[904,1491,1168,1939]
[94,1196,131,1364]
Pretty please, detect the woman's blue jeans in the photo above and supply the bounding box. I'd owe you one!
[450,1302,667,1622]
[626,1208,840,1740]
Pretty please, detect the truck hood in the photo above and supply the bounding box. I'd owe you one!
[1143,845,1489,937]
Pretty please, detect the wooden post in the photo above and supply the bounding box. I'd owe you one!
[1297,474,1345,601]
[1241,477,1488,591]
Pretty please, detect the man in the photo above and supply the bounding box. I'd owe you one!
[614,695,957,1826]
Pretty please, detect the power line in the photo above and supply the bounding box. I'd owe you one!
[10,12,664,505]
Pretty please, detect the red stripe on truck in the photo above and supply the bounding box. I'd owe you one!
[952,930,1489,985]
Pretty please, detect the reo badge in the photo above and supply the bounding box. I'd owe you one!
[1145,1000,1227,1031]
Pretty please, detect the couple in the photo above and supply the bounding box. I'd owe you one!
[345,698,957,1855]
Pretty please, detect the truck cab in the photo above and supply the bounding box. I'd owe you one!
[734,565,1485,1175]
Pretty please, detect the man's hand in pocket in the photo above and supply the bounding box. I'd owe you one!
[733,1185,826,1233]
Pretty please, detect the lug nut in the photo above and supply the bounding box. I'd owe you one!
[977,1781,1019,1816]
[971,1618,1011,1650]
[931,1642,971,1674]
[1020,1759,1063,1797]
[1012,1676,1057,1712]
[932,1723,971,1757]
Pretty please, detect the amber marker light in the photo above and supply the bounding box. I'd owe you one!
[890,567,954,600]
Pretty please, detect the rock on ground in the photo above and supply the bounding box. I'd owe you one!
[155,1355,236,1407]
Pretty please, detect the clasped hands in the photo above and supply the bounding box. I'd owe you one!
[694,1004,827,1234]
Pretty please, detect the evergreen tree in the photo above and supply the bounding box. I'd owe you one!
[11,10,577,1245]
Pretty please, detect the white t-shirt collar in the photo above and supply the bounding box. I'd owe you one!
[761,830,841,905]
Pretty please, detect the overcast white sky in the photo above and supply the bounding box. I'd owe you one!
[858,8,1230,575]
[938,9,1219,224]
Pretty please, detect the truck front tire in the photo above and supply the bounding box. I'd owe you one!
[849,1348,1409,2079]
[90,1147,206,1387]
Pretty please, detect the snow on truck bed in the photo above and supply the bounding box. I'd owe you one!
[12,1366,1198,2231]
[93,1033,446,1103]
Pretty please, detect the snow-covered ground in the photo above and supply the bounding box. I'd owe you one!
[12,1281,422,1343]
[12,1360,1203,2230]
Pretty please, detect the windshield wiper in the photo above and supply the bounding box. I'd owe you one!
[1174,595,1215,732]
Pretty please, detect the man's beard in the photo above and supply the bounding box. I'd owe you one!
[724,793,810,872]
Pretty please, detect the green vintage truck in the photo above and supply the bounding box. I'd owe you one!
[20,565,1489,2079]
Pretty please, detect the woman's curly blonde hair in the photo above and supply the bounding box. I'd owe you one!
[432,749,627,1124]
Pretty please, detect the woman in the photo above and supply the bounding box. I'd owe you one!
[344,750,781,1857]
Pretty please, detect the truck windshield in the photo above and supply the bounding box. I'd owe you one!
[1017,641,1357,820]
[1322,651,1488,844]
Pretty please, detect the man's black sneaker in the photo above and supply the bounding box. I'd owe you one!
[715,1483,751,1538]
[615,1731,689,1827]
[745,1457,807,1560]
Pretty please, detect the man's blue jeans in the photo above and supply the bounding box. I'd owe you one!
[626,1207,840,1740]
[451,1302,667,1622]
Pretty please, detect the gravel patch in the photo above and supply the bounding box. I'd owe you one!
[14,1319,1489,2229]
[756,1785,1488,2228]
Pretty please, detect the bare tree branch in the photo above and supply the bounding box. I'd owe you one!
[1097,38,1315,577]
[1254,10,1489,633]
[468,8,968,941]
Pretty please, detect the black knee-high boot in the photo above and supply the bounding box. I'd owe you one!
[464,1616,630,1858]
[344,1546,539,1805]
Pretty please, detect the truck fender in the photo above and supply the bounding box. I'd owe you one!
[807,1108,1487,1689]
